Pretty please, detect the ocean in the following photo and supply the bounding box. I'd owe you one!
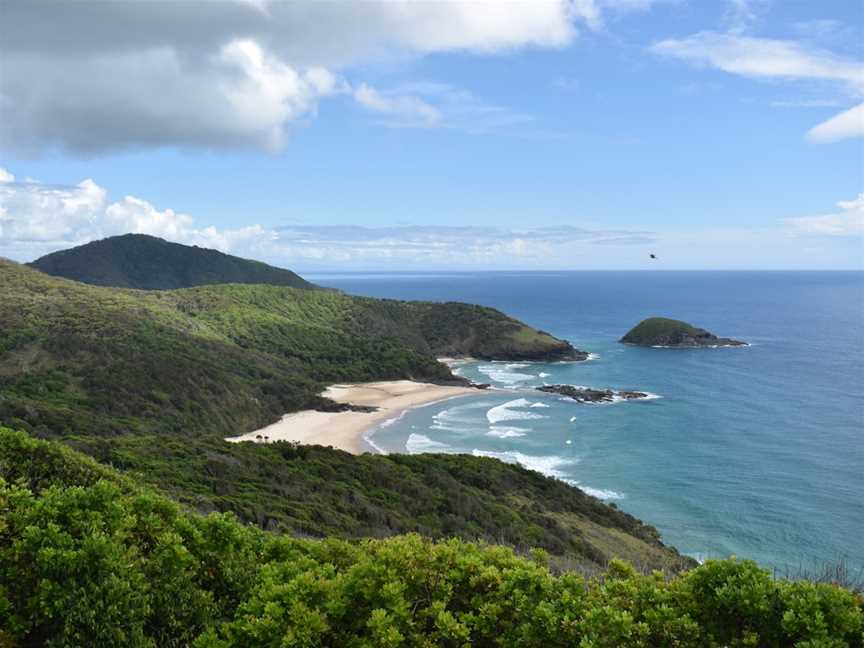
[306,271,864,572]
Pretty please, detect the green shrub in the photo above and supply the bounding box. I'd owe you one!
[1,462,861,647]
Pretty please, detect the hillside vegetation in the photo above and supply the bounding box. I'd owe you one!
[0,259,577,442]
[621,317,746,347]
[0,260,672,570]
[1,429,861,648]
[29,233,316,290]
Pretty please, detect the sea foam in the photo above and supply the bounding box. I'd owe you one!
[406,433,451,453]
[486,398,548,425]
[477,364,535,385]
[561,478,624,500]
[472,449,576,479]
[431,400,495,434]
[486,427,528,438]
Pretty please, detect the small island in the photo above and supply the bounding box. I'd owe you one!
[620,317,746,347]
[537,384,650,403]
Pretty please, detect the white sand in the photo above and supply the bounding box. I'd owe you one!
[225,380,477,454]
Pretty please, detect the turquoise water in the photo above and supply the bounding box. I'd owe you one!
[306,271,864,571]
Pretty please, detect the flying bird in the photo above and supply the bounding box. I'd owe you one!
[650,253,657,259]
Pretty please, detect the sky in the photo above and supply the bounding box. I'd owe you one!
[0,0,862,270]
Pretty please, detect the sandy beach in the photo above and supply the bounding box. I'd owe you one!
[225,380,478,454]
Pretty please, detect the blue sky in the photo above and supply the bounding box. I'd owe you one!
[1,0,862,269]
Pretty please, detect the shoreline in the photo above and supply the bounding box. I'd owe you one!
[225,380,478,454]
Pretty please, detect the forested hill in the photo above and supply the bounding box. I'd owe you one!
[0,260,645,566]
[28,233,316,290]
[2,259,581,443]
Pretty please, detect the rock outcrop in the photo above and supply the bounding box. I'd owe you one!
[537,384,650,403]
[621,317,746,347]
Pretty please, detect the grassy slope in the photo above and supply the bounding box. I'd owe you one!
[28,233,316,290]
[0,261,684,569]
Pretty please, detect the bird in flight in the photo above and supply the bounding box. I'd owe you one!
[650,253,657,259]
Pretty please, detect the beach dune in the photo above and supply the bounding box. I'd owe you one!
[225,380,477,454]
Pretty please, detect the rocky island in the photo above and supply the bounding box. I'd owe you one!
[538,384,650,403]
[621,317,747,347]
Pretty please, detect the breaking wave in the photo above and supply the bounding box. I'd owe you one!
[486,427,528,438]
[472,449,575,479]
[477,363,535,385]
[406,433,452,453]
[486,398,548,425]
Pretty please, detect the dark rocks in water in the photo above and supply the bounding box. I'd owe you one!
[562,347,591,362]
[618,390,649,400]
[620,317,746,347]
[537,384,649,403]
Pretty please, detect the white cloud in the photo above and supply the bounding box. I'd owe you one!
[0,172,267,259]
[0,167,654,265]
[651,31,864,141]
[0,0,671,155]
[0,178,106,244]
[571,0,677,30]
[3,168,860,270]
[353,82,531,133]
[806,103,864,143]
[268,224,654,266]
[786,194,864,236]
[354,84,442,128]
[652,32,864,90]
[1,39,341,154]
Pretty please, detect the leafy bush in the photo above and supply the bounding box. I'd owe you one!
[1,430,861,648]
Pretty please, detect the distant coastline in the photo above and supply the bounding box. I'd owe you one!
[226,379,478,454]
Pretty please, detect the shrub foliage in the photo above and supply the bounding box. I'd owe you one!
[1,430,861,647]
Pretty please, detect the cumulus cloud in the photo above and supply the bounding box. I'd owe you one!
[786,194,864,236]
[4,167,859,269]
[651,32,864,142]
[0,168,266,259]
[0,0,670,155]
[0,167,655,266]
[1,39,341,154]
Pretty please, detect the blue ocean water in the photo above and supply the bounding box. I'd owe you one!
[307,271,864,572]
